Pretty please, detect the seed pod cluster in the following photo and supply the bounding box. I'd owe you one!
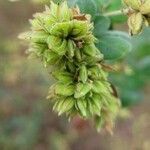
[19,1,120,131]
[123,0,150,35]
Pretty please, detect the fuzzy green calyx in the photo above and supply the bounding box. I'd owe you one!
[19,1,120,132]
[123,0,150,35]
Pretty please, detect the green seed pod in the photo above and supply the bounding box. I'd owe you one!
[92,81,109,94]
[74,82,92,98]
[123,0,142,10]
[58,97,75,116]
[76,98,87,117]
[67,61,76,73]
[79,64,88,83]
[55,83,75,96]
[47,36,67,55]
[92,94,102,109]
[50,22,73,37]
[52,70,73,85]
[75,48,82,62]
[140,0,150,14]
[67,40,75,58]
[88,65,103,79]
[91,101,101,116]
[128,12,144,35]
[58,1,72,21]
[83,44,97,57]
[44,50,60,65]
[71,20,88,38]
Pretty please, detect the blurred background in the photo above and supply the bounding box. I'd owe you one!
[0,0,150,150]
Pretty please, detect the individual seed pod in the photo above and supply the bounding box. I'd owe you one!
[140,0,150,14]
[52,70,73,85]
[88,65,100,79]
[144,17,149,26]
[75,48,82,62]
[19,31,48,43]
[43,50,60,65]
[50,22,73,37]
[79,64,88,83]
[128,12,144,35]
[92,81,108,94]
[58,97,75,116]
[87,99,94,115]
[67,40,75,58]
[53,99,64,112]
[58,1,72,21]
[123,0,142,10]
[31,31,49,43]
[92,94,102,110]
[48,36,67,55]
[76,98,87,117]
[71,20,88,37]
[29,19,43,31]
[50,1,59,17]
[74,82,92,98]
[47,35,62,49]
[82,44,97,57]
[83,53,103,65]
[55,83,75,96]
[67,61,76,73]
[89,98,101,116]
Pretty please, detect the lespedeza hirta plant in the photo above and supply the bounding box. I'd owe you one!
[19,1,120,132]
[19,0,150,132]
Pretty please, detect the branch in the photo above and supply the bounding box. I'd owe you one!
[103,9,129,17]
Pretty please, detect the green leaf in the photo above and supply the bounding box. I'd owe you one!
[96,31,132,60]
[106,0,127,23]
[95,0,110,8]
[137,56,150,77]
[121,90,143,107]
[94,16,111,35]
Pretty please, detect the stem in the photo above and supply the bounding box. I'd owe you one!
[103,9,129,17]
